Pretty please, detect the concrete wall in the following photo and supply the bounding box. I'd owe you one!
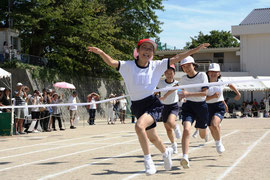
[240,33,270,76]
[0,68,127,122]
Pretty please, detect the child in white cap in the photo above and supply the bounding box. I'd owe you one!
[206,63,241,154]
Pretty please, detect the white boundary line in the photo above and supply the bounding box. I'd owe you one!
[38,147,144,180]
[0,135,131,160]
[122,130,239,180]
[216,130,270,180]
[0,131,129,152]
[0,138,138,172]
[38,130,239,180]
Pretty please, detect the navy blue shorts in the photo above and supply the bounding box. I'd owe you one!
[207,101,225,126]
[162,103,179,123]
[131,95,163,130]
[181,100,209,129]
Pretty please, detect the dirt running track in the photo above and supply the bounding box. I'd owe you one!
[0,118,270,180]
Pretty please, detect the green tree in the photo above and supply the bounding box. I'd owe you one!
[184,30,240,49]
[100,0,164,55]
[2,0,164,78]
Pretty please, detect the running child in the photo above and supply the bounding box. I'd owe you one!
[88,39,209,175]
[177,56,210,169]
[206,63,241,154]
[158,64,181,154]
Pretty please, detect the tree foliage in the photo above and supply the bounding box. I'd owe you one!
[0,0,164,78]
[184,30,240,49]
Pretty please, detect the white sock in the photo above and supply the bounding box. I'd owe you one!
[144,154,152,161]
[216,140,222,146]
[183,154,188,159]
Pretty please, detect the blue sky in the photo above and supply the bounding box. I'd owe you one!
[156,0,270,49]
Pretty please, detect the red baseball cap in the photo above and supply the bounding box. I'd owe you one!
[137,39,157,50]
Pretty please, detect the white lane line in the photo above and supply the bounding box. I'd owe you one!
[122,130,239,180]
[39,130,239,180]
[217,130,270,180]
[0,131,129,152]
[38,147,143,180]
[0,135,130,160]
[0,138,138,172]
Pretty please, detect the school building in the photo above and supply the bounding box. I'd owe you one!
[155,8,270,102]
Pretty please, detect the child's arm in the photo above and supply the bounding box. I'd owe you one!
[223,101,229,112]
[228,84,241,101]
[179,88,208,98]
[170,43,210,65]
[205,92,220,101]
[88,47,119,68]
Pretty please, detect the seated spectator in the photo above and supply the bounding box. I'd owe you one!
[1,88,11,112]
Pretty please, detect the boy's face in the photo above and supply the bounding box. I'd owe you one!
[137,42,154,61]
[181,63,195,74]
[164,68,175,80]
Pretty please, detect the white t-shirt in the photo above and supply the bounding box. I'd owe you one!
[68,96,78,111]
[119,98,127,110]
[90,99,97,109]
[118,59,169,101]
[179,72,208,102]
[157,79,179,105]
[31,96,41,112]
[206,80,225,104]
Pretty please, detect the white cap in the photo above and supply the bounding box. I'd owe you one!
[180,56,195,66]
[0,87,5,91]
[16,82,23,86]
[208,63,220,72]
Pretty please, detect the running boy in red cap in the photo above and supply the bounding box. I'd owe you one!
[88,39,209,175]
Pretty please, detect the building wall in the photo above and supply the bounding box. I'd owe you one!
[240,33,270,76]
[193,53,213,61]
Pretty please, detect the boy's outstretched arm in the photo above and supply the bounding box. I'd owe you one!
[170,43,210,65]
[88,47,119,68]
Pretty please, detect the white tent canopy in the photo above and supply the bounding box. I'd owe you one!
[257,76,270,90]
[221,76,267,91]
[0,68,11,79]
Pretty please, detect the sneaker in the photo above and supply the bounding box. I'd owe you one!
[192,129,198,138]
[32,129,39,133]
[174,124,181,139]
[15,131,20,135]
[144,159,156,175]
[60,128,65,131]
[216,143,225,154]
[163,147,173,170]
[70,126,76,129]
[205,133,209,142]
[180,157,190,169]
[172,142,178,154]
[53,129,57,131]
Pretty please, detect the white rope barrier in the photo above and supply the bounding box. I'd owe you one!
[0,78,270,110]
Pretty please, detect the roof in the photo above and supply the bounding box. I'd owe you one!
[0,68,11,79]
[257,76,270,89]
[156,47,240,56]
[240,8,270,26]
[221,76,267,91]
